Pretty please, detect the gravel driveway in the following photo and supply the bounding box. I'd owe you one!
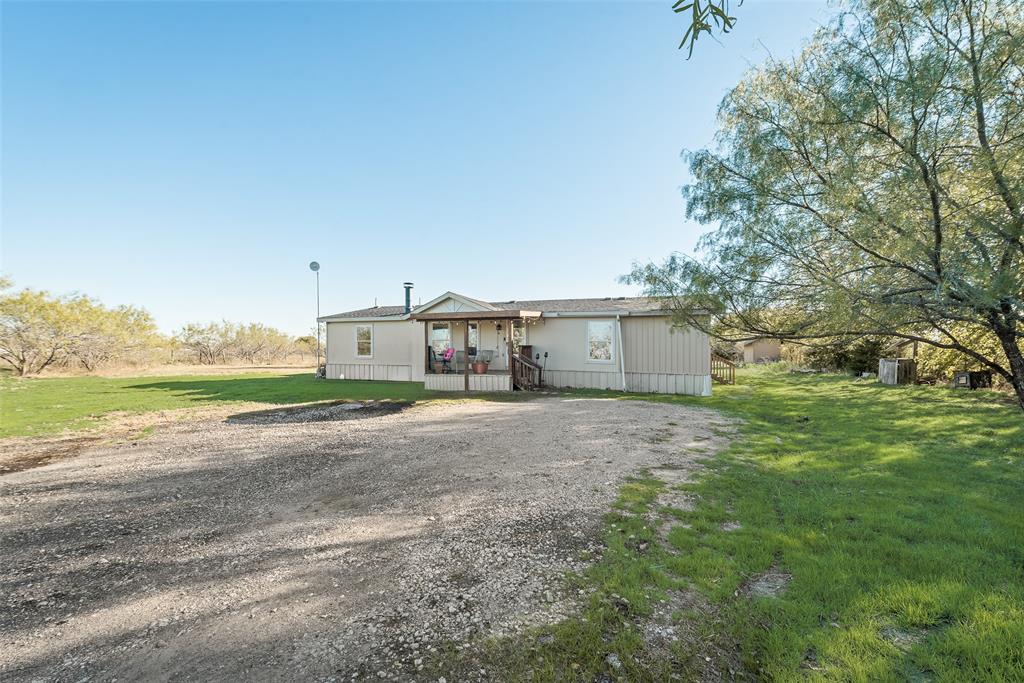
[1,397,730,681]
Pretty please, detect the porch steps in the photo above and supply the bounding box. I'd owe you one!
[511,353,543,390]
[710,353,736,385]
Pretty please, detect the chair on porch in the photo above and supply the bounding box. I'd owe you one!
[441,347,455,373]
[428,346,454,374]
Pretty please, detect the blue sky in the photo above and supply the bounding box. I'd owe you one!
[2,0,831,335]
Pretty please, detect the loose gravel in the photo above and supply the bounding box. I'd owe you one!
[0,396,731,681]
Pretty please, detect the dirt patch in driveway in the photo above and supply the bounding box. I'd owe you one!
[0,404,252,475]
[0,397,731,681]
[0,435,108,475]
[226,400,410,425]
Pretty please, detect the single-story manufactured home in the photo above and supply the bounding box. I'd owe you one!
[318,284,712,395]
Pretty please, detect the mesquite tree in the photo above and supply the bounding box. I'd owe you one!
[674,0,740,56]
[0,284,158,375]
[630,0,1024,408]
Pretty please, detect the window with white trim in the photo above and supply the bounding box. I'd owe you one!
[431,323,451,355]
[587,320,614,362]
[355,324,373,358]
[469,323,479,350]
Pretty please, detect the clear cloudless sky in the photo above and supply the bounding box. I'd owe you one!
[2,0,832,335]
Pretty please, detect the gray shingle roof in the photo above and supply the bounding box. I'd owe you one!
[321,296,666,320]
[490,297,663,313]
[322,305,407,319]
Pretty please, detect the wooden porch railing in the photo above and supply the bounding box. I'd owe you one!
[710,353,736,385]
[511,353,542,390]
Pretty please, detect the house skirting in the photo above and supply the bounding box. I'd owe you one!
[542,370,712,396]
[326,363,412,382]
[325,366,710,396]
[425,374,512,392]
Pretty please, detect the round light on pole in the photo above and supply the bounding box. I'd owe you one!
[309,261,320,272]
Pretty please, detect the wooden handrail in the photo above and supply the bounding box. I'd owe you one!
[710,353,736,385]
[511,352,541,390]
[516,352,541,370]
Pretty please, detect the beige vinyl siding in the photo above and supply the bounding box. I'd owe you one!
[326,320,418,381]
[527,315,710,396]
[621,317,710,375]
[525,318,614,373]
[528,316,708,375]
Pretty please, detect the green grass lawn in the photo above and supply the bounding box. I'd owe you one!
[0,373,434,437]
[436,369,1024,681]
[651,370,1024,681]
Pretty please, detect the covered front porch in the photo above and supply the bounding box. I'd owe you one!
[412,309,543,392]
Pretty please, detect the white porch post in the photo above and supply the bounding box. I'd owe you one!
[616,314,626,391]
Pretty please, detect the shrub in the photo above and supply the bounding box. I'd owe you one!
[916,325,1008,385]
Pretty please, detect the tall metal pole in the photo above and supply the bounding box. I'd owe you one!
[309,261,322,374]
[315,270,321,366]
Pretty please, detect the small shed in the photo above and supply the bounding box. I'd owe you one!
[878,358,917,385]
[738,338,782,364]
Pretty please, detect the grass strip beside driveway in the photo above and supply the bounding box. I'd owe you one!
[650,370,1024,681]
[439,369,1024,681]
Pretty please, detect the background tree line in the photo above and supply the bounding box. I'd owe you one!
[0,279,319,375]
[175,322,316,366]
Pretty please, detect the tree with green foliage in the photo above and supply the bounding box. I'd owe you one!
[65,298,159,371]
[0,288,77,375]
[802,337,888,375]
[630,0,1024,409]
[0,282,158,375]
[915,322,1008,381]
